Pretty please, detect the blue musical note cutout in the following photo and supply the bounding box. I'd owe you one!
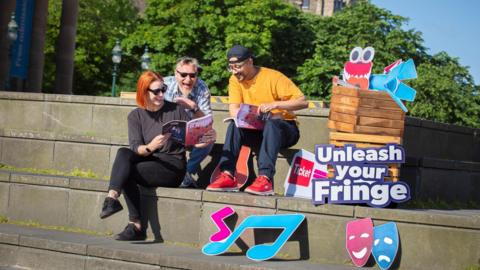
[202,213,305,261]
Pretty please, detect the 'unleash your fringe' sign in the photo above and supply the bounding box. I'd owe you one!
[312,144,411,208]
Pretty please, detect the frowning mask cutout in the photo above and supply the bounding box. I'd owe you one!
[372,222,399,270]
[343,47,375,90]
[346,218,373,267]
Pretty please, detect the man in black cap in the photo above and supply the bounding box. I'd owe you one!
[207,44,308,195]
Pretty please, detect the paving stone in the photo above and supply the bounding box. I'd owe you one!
[355,206,480,230]
[0,232,19,245]
[0,244,18,267]
[10,173,69,187]
[92,105,131,138]
[202,191,276,209]
[87,245,160,265]
[1,138,54,169]
[86,257,162,270]
[0,182,9,216]
[277,197,354,217]
[0,171,10,182]
[151,197,202,244]
[19,235,87,255]
[155,187,203,201]
[43,102,93,134]
[16,246,85,270]
[0,100,46,131]
[8,184,68,225]
[69,177,108,192]
[53,141,111,177]
[391,222,480,270]
[67,189,127,235]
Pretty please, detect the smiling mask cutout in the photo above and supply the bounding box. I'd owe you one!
[346,218,373,267]
[372,222,399,270]
[343,47,375,90]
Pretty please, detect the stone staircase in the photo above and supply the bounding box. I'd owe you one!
[0,92,479,269]
[0,223,359,270]
[0,170,479,269]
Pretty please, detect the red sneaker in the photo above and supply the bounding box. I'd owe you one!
[206,172,239,192]
[245,175,274,196]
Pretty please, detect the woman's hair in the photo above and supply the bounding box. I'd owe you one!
[136,71,163,108]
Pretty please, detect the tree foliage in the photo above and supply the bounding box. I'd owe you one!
[42,0,480,127]
[295,1,427,98]
[294,0,479,127]
[122,0,315,95]
[408,52,480,127]
[43,0,138,95]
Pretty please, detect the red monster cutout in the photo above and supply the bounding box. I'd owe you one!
[343,47,375,90]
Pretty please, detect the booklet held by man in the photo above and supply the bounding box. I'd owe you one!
[224,103,270,130]
[162,114,213,146]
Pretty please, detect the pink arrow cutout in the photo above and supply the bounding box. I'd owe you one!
[210,206,235,242]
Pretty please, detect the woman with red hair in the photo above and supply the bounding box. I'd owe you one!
[99,71,215,241]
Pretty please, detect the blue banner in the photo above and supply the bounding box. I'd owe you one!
[10,0,35,79]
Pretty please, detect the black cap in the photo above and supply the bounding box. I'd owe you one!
[227,45,253,63]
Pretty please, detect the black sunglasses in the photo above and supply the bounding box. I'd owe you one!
[176,69,197,78]
[148,84,167,95]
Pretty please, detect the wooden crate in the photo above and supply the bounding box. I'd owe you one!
[329,85,406,136]
[327,131,402,182]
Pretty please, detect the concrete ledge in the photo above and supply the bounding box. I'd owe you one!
[277,197,354,217]
[69,178,108,192]
[0,174,479,269]
[0,171,10,182]
[203,191,276,209]
[10,173,69,188]
[355,207,480,230]
[0,224,356,270]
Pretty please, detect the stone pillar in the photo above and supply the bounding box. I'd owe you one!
[26,0,48,93]
[323,0,335,16]
[0,1,17,90]
[54,0,78,94]
[314,0,324,16]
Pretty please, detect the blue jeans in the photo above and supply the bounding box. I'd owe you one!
[219,119,300,181]
[187,143,214,175]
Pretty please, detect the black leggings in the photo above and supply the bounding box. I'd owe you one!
[108,148,186,221]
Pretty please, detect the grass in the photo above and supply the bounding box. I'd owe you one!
[0,163,108,180]
[0,215,112,236]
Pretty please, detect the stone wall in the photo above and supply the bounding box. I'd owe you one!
[0,171,478,269]
[0,92,479,202]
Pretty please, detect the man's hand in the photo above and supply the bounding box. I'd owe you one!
[257,102,279,114]
[175,97,197,111]
[195,129,216,148]
[258,97,308,114]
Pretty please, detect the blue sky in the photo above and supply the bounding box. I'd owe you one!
[370,0,480,84]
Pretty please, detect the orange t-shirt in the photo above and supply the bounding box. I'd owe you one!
[228,67,304,120]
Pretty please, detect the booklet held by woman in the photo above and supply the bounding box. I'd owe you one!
[224,104,271,130]
[162,114,213,146]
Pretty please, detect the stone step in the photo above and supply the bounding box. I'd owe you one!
[1,171,480,269]
[0,224,357,270]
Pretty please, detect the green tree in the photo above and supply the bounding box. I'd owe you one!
[295,0,427,99]
[44,0,139,95]
[295,0,479,127]
[408,52,480,127]
[122,0,315,95]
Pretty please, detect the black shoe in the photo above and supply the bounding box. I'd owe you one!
[114,223,146,241]
[100,197,123,219]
